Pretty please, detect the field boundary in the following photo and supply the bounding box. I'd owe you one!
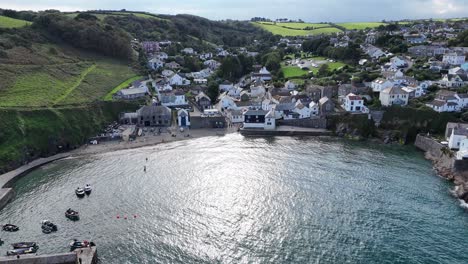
[53,63,97,105]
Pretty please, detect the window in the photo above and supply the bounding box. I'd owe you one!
[267,122,272,125]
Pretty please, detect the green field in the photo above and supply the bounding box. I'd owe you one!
[274,22,331,29]
[336,22,387,30]
[0,15,31,28]
[282,66,310,78]
[282,58,347,78]
[65,12,165,21]
[254,22,342,36]
[104,75,144,101]
[0,44,136,107]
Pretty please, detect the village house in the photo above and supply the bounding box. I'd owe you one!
[195,92,212,110]
[182,48,195,55]
[136,105,172,127]
[361,44,385,59]
[403,33,427,44]
[243,110,276,130]
[448,127,468,150]
[343,93,366,113]
[285,80,297,91]
[338,83,368,99]
[389,56,407,68]
[217,50,230,57]
[160,90,188,108]
[114,81,149,100]
[371,78,393,92]
[426,90,468,112]
[309,101,320,116]
[199,53,213,60]
[148,58,164,70]
[165,61,181,70]
[169,73,190,86]
[456,138,468,160]
[319,97,335,115]
[219,80,234,92]
[154,52,168,61]
[204,59,221,70]
[443,52,466,66]
[141,41,160,54]
[379,86,409,106]
[408,45,447,57]
[440,74,468,88]
[252,67,272,82]
[177,109,190,127]
[228,109,244,123]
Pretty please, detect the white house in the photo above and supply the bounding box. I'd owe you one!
[228,110,244,123]
[456,138,468,160]
[161,70,175,77]
[253,67,272,82]
[343,93,365,112]
[219,95,238,110]
[169,74,190,86]
[155,52,168,61]
[426,100,458,112]
[440,74,468,88]
[177,109,190,127]
[371,78,393,92]
[227,86,243,99]
[285,80,297,91]
[448,127,468,150]
[114,86,148,100]
[309,101,319,116]
[379,86,409,106]
[161,90,188,107]
[291,101,311,119]
[390,56,407,68]
[443,53,466,65]
[148,58,164,70]
[204,59,221,70]
[243,110,275,130]
[219,81,234,92]
[182,48,195,55]
[199,53,213,60]
[217,50,230,57]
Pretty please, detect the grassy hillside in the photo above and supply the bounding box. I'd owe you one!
[336,22,387,30]
[0,15,31,28]
[0,102,139,173]
[253,22,342,36]
[0,43,136,107]
[65,11,166,21]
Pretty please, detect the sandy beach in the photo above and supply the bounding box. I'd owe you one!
[71,126,239,156]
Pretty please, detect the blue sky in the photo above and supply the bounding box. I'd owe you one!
[2,0,467,22]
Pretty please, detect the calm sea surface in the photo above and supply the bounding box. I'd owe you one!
[0,134,467,263]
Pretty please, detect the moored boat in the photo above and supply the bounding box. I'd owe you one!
[2,224,19,232]
[69,239,95,251]
[12,242,38,249]
[65,208,80,221]
[75,187,85,197]
[84,184,92,195]
[41,220,58,234]
[7,247,37,256]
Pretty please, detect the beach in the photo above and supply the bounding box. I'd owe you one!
[71,126,239,156]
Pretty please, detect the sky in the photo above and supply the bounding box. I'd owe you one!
[1,0,468,22]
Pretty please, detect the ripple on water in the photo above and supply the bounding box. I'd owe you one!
[0,134,467,263]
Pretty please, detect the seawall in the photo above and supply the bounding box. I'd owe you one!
[240,127,332,137]
[0,153,69,211]
[0,246,97,264]
[414,134,456,180]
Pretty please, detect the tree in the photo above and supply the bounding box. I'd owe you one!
[317,64,329,77]
[206,81,219,102]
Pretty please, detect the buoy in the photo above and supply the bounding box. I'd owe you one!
[116,215,120,219]
[134,215,137,218]
[124,216,127,220]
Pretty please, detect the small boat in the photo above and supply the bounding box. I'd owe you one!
[69,239,95,251]
[2,224,19,232]
[41,220,58,234]
[12,242,38,249]
[84,184,92,195]
[7,247,37,256]
[65,209,80,221]
[75,187,85,197]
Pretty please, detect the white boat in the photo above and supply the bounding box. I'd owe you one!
[84,184,92,195]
